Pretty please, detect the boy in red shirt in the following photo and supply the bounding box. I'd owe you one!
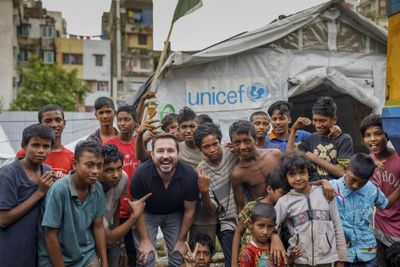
[103,105,140,267]
[16,104,73,179]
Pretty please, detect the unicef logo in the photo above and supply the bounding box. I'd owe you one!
[246,83,269,103]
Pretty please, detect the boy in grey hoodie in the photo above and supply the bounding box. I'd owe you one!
[275,152,348,267]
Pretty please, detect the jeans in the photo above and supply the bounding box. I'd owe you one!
[376,239,389,267]
[107,243,120,267]
[344,257,377,267]
[132,212,184,267]
[120,218,137,267]
[217,229,234,267]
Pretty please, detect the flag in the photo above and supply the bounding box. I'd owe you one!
[172,0,203,23]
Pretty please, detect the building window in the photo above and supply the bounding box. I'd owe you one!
[41,25,54,38]
[140,58,150,69]
[63,54,83,65]
[94,54,104,66]
[42,51,54,64]
[97,81,109,91]
[17,50,29,63]
[139,34,147,45]
[18,24,30,38]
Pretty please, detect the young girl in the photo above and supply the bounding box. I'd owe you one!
[274,152,348,267]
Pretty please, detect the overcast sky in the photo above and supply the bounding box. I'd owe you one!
[42,0,329,51]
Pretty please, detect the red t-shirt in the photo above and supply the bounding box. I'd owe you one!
[370,153,400,241]
[103,136,140,218]
[16,147,74,179]
[240,241,281,267]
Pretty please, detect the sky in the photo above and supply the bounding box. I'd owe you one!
[41,0,329,51]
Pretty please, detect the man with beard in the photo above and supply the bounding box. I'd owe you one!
[229,120,282,212]
[131,134,199,267]
[249,111,271,149]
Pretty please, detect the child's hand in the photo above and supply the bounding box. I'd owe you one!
[37,171,55,196]
[125,193,152,220]
[321,179,336,201]
[270,233,288,266]
[183,242,198,267]
[197,169,211,193]
[328,125,342,139]
[136,119,159,135]
[289,245,303,260]
[291,117,311,130]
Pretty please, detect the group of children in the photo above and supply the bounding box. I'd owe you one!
[0,94,399,267]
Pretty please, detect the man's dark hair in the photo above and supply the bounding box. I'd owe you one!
[21,123,55,147]
[117,105,137,122]
[94,96,115,111]
[161,113,178,132]
[188,233,215,256]
[250,203,276,222]
[74,140,103,161]
[250,111,269,122]
[360,114,384,137]
[102,144,123,165]
[312,96,337,118]
[38,104,65,123]
[385,242,400,267]
[348,153,376,181]
[229,120,256,140]
[151,133,180,152]
[265,170,290,192]
[198,114,214,124]
[267,101,292,117]
[280,151,313,179]
[194,123,222,149]
[177,106,197,125]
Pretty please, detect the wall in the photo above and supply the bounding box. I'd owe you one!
[56,38,84,78]
[0,0,15,109]
[0,111,99,152]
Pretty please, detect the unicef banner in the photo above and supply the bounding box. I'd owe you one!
[186,78,273,112]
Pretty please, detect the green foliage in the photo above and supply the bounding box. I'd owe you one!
[10,57,90,111]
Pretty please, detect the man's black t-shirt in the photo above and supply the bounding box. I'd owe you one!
[298,133,353,180]
[131,159,199,215]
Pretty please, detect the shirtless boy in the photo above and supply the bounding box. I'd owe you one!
[229,120,281,212]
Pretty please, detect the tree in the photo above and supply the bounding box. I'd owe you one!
[10,57,90,111]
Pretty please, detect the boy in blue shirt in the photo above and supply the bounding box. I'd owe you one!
[0,124,55,267]
[39,140,108,267]
[330,153,400,266]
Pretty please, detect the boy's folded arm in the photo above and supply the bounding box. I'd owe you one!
[306,152,345,177]
[0,191,44,228]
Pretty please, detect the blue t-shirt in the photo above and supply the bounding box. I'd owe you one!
[330,177,388,262]
[38,175,107,267]
[0,159,50,267]
[265,130,311,152]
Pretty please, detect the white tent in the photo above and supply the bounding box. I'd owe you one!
[148,0,387,151]
[0,125,15,167]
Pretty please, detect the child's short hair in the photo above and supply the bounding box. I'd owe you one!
[267,101,292,117]
[194,122,222,149]
[102,144,123,165]
[312,96,337,118]
[161,113,178,132]
[250,111,269,122]
[280,151,313,177]
[250,203,276,222]
[188,233,215,256]
[21,123,55,147]
[360,114,383,137]
[177,107,197,125]
[229,120,256,140]
[38,104,65,123]
[265,170,290,192]
[198,114,214,124]
[385,242,400,267]
[74,140,103,161]
[94,96,115,111]
[348,153,376,181]
[117,105,137,122]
